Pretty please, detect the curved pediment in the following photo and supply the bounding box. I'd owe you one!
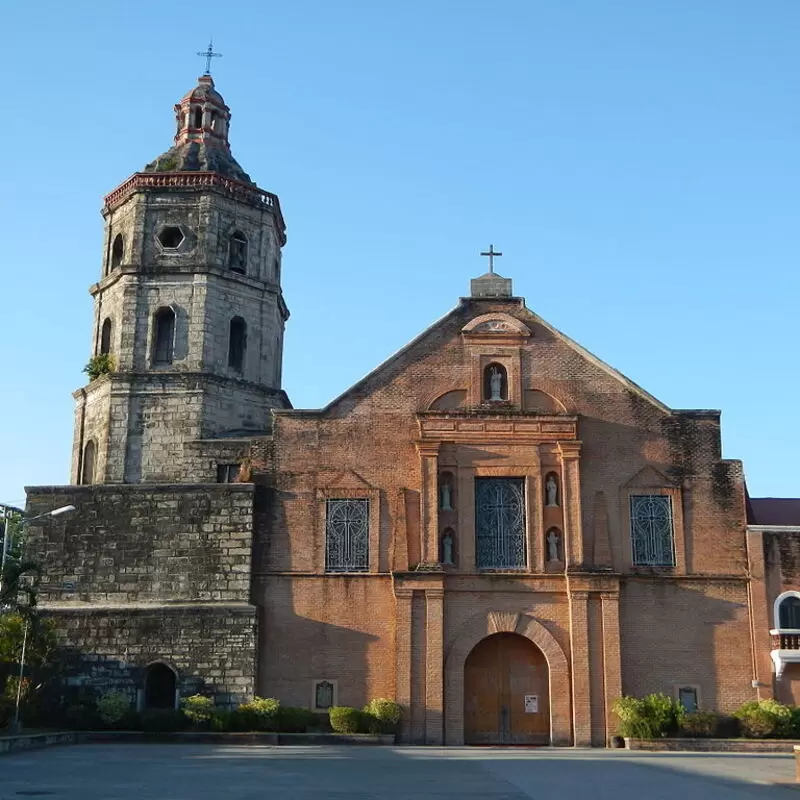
[461,313,531,336]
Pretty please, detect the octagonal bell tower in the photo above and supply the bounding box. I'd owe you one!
[72,74,290,485]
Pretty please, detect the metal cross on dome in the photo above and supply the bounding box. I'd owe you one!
[197,40,223,75]
[480,244,503,274]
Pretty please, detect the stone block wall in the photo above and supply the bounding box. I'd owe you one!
[24,483,258,705]
[47,604,256,708]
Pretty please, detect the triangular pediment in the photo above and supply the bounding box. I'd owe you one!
[624,465,676,489]
[319,469,374,490]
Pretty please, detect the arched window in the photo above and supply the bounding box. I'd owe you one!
[229,231,248,273]
[111,233,124,269]
[100,318,112,355]
[144,662,177,710]
[484,362,508,402]
[193,106,203,128]
[153,307,176,365]
[228,317,246,371]
[779,596,800,629]
[81,440,96,485]
[210,111,219,132]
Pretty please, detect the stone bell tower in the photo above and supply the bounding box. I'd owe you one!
[72,74,290,485]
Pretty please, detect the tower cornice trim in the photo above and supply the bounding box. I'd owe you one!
[103,171,286,237]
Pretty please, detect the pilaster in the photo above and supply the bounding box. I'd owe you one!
[568,588,592,746]
[425,587,445,744]
[417,443,441,565]
[600,592,622,744]
[394,587,413,741]
[558,441,584,567]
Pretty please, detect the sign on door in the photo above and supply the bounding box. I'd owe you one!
[524,694,539,713]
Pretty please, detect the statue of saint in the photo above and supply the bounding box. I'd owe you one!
[489,366,503,400]
[546,475,559,507]
[440,482,453,511]
[547,530,562,562]
[442,532,455,565]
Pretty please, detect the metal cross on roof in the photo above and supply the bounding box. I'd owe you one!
[480,244,503,274]
[197,40,222,75]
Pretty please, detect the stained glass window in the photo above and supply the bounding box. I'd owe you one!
[630,495,675,566]
[475,478,526,569]
[325,499,369,572]
[315,680,335,710]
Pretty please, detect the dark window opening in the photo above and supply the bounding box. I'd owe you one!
[217,464,241,483]
[228,317,246,371]
[779,596,800,629]
[81,440,96,485]
[111,233,124,268]
[315,681,335,710]
[100,318,112,356]
[678,687,698,713]
[193,107,203,129]
[145,663,176,710]
[229,232,248,273]
[483,362,508,402]
[157,227,184,249]
[153,307,176,365]
[273,257,281,283]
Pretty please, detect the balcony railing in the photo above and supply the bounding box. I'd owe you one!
[771,630,800,650]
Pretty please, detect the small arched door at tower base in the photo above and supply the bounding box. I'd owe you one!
[464,632,550,745]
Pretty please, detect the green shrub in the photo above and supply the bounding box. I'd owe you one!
[96,691,131,727]
[141,708,186,733]
[83,353,116,381]
[680,710,720,738]
[211,709,233,732]
[613,693,684,739]
[363,698,402,732]
[734,699,793,739]
[181,694,215,727]
[275,705,316,733]
[236,696,280,731]
[329,706,362,734]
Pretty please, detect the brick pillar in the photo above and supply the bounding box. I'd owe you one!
[425,587,445,744]
[746,529,773,698]
[417,443,440,565]
[395,588,413,741]
[569,589,592,746]
[601,592,622,745]
[558,441,584,568]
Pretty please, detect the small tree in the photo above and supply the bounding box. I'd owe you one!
[83,353,116,382]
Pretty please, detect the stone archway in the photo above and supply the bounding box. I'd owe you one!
[444,611,571,745]
[144,661,177,710]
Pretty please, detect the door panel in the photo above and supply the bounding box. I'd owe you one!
[464,633,549,745]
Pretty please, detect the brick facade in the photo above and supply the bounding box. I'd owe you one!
[24,73,794,743]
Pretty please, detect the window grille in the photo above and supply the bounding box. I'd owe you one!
[325,499,369,572]
[630,495,675,566]
[475,478,526,569]
[779,597,800,629]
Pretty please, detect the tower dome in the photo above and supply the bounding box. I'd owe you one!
[143,75,253,184]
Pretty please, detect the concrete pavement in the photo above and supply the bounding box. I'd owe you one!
[1,745,797,799]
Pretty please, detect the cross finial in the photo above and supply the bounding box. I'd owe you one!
[197,40,222,75]
[480,244,503,274]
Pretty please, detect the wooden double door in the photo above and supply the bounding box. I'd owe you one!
[464,632,550,745]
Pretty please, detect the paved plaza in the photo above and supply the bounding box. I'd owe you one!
[1,745,798,799]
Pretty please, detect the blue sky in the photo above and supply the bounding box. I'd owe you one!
[1,0,798,506]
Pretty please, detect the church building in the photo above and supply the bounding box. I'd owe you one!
[25,73,800,746]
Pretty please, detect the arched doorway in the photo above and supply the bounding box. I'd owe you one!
[144,662,177,709]
[464,632,550,744]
